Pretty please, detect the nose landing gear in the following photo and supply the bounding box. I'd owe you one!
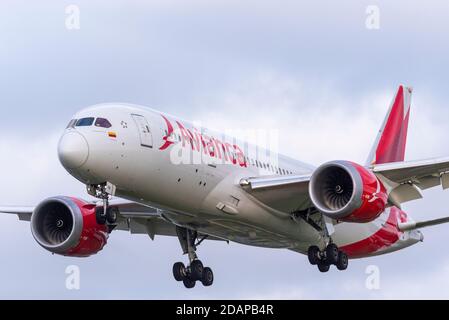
[173,226,214,288]
[307,244,348,272]
[87,183,118,231]
[95,206,119,225]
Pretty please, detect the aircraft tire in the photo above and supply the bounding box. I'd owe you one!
[336,251,349,271]
[317,261,330,273]
[190,260,204,281]
[308,246,321,265]
[183,277,196,289]
[201,267,214,287]
[173,262,187,281]
[325,243,339,265]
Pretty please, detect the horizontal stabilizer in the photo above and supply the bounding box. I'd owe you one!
[398,216,449,231]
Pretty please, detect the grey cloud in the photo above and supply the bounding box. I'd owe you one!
[1,0,449,299]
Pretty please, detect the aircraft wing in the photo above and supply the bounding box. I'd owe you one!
[109,200,178,239]
[239,174,312,212]
[239,156,449,212]
[0,206,35,221]
[372,157,449,205]
[0,200,177,238]
[0,199,223,241]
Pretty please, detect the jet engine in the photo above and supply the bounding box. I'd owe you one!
[30,196,108,257]
[309,161,388,223]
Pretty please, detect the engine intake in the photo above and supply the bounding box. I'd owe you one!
[31,196,108,257]
[309,161,387,222]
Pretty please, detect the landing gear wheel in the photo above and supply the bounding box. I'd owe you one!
[201,267,214,287]
[325,243,339,265]
[307,246,320,265]
[183,277,196,289]
[317,261,330,273]
[190,260,204,281]
[106,207,119,224]
[173,262,187,281]
[175,227,214,287]
[336,251,348,271]
[95,207,107,225]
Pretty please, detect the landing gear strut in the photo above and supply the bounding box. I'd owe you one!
[295,208,349,272]
[173,226,214,288]
[87,183,118,231]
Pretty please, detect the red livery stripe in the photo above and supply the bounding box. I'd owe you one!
[340,207,403,258]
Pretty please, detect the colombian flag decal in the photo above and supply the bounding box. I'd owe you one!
[108,131,117,138]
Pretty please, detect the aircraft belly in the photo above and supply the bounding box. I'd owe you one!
[110,148,322,251]
[190,172,322,250]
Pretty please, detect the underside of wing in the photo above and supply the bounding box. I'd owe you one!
[0,206,34,221]
[239,174,312,213]
[0,199,223,241]
[372,157,449,205]
[106,200,180,239]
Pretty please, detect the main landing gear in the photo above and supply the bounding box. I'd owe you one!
[307,243,348,272]
[293,208,349,272]
[173,226,214,289]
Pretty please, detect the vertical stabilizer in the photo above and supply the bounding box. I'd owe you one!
[366,85,412,166]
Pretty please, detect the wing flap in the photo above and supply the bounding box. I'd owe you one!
[373,157,449,186]
[442,173,449,190]
[240,174,312,212]
[240,174,311,190]
[372,157,449,205]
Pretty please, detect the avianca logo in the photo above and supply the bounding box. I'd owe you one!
[159,114,247,168]
[160,115,175,151]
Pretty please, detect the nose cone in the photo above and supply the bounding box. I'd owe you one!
[58,131,89,169]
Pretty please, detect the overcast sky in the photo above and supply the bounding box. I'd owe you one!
[1,0,449,299]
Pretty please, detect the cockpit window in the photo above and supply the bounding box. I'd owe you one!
[76,117,95,127]
[95,118,112,128]
[66,119,77,129]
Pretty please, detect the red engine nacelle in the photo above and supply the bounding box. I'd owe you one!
[309,161,388,223]
[31,196,108,257]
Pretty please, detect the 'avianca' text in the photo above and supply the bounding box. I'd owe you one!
[159,115,248,168]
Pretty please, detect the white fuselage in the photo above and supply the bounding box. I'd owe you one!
[60,103,423,258]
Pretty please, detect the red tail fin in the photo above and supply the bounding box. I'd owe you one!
[366,85,412,165]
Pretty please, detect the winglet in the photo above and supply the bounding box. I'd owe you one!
[366,85,413,166]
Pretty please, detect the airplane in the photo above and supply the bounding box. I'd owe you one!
[2,85,449,289]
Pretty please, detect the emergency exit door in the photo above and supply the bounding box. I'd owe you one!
[132,114,153,148]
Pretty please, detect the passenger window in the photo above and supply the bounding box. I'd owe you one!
[95,118,112,128]
[76,117,95,127]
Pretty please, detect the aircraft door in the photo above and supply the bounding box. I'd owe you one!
[132,114,153,148]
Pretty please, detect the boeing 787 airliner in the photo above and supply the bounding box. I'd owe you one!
[2,85,449,288]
